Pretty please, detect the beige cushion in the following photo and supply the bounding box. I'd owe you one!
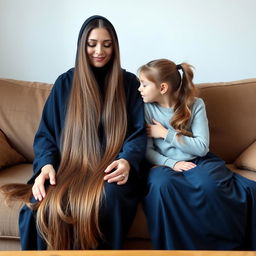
[0,130,26,170]
[0,164,33,239]
[198,79,256,163]
[127,204,150,239]
[227,163,256,182]
[235,141,256,172]
[0,78,52,162]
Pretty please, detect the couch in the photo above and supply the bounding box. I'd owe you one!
[0,77,256,250]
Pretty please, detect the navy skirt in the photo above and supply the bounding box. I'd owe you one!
[143,152,256,250]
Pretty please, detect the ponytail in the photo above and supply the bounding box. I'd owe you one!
[172,62,197,137]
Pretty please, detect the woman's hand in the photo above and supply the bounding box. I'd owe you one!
[173,161,197,172]
[103,158,130,185]
[147,119,168,139]
[32,164,56,201]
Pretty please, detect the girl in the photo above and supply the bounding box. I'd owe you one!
[138,59,256,250]
[1,15,146,250]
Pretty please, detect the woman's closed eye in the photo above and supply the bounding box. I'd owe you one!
[103,43,112,48]
[87,42,112,48]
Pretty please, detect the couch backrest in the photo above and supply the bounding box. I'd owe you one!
[0,78,52,162]
[198,78,256,163]
[1,78,256,164]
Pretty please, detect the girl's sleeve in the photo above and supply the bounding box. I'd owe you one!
[117,74,147,172]
[145,104,177,168]
[31,74,70,181]
[146,138,177,168]
[164,98,209,157]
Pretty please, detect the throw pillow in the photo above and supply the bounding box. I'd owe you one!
[0,130,26,170]
[235,141,256,172]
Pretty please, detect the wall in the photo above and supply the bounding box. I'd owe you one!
[0,0,255,83]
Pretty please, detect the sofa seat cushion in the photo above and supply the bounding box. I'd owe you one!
[234,141,256,172]
[227,163,256,182]
[0,130,26,170]
[0,164,32,238]
[127,204,150,239]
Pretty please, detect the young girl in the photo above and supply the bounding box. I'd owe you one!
[138,59,256,250]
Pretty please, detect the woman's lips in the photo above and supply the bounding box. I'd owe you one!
[93,56,105,62]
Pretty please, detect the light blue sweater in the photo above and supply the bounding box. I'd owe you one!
[145,98,209,168]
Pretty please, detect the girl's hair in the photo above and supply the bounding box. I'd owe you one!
[138,58,197,137]
[0,18,127,249]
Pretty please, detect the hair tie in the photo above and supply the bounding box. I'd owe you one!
[176,64,183,71]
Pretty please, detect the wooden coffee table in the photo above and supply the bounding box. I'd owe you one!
[0,251,255,256]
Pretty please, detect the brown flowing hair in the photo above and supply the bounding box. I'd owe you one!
[138,59,197,137]
[0,18,127,249]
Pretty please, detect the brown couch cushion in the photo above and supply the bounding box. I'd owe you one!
[0,164,33,239]
[227,163,256,182]
[0,79,52,162]
[0,130,26,170]
[234,141,256,172]
[198,79,256,163]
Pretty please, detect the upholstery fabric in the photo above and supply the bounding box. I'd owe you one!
[0,130,26,170]
[235,141,256,172]
[0,164,32,238]
[0,79,52,162]
[198,79,256,163]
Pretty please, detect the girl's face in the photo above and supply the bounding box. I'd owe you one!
[87,28,113,68]
[138,72,161,103]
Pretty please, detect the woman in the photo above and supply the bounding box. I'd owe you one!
[137,59,256,250]
[1,15,146,250]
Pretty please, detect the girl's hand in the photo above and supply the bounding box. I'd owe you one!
[32,164,56,201]
[103,159,130,185]
[147,119,168,139]
[173,161,197,172]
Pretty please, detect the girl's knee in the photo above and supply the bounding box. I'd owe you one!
[147,166,181,192]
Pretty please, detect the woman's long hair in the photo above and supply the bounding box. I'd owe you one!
[138,59,197,137]
[0,18,127,249]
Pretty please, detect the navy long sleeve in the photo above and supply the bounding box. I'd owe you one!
[117,71,147,171]
[30,68,146,183]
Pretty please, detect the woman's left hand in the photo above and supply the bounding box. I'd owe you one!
[103,158,130,185]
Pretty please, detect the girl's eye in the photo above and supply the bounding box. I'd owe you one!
[87,43,96,47]
[104,44,112,48]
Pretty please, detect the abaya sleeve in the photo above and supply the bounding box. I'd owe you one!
[117,71,147,172]
[29,69,73,183]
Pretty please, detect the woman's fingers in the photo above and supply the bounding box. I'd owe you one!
[103,159,130,185]
[32,164,56,201]
[107,173,128,184]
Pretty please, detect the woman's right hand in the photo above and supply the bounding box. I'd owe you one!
[32,164,56,201]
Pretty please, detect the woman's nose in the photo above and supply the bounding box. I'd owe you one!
[95,44,103,55]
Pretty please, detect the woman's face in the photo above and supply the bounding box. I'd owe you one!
[87,28,113,68]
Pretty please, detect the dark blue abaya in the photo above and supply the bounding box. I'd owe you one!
[143,152,256,250]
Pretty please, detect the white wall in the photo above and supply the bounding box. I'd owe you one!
[0,0,255,83]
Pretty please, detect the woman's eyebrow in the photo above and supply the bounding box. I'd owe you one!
[87,39,112,42]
